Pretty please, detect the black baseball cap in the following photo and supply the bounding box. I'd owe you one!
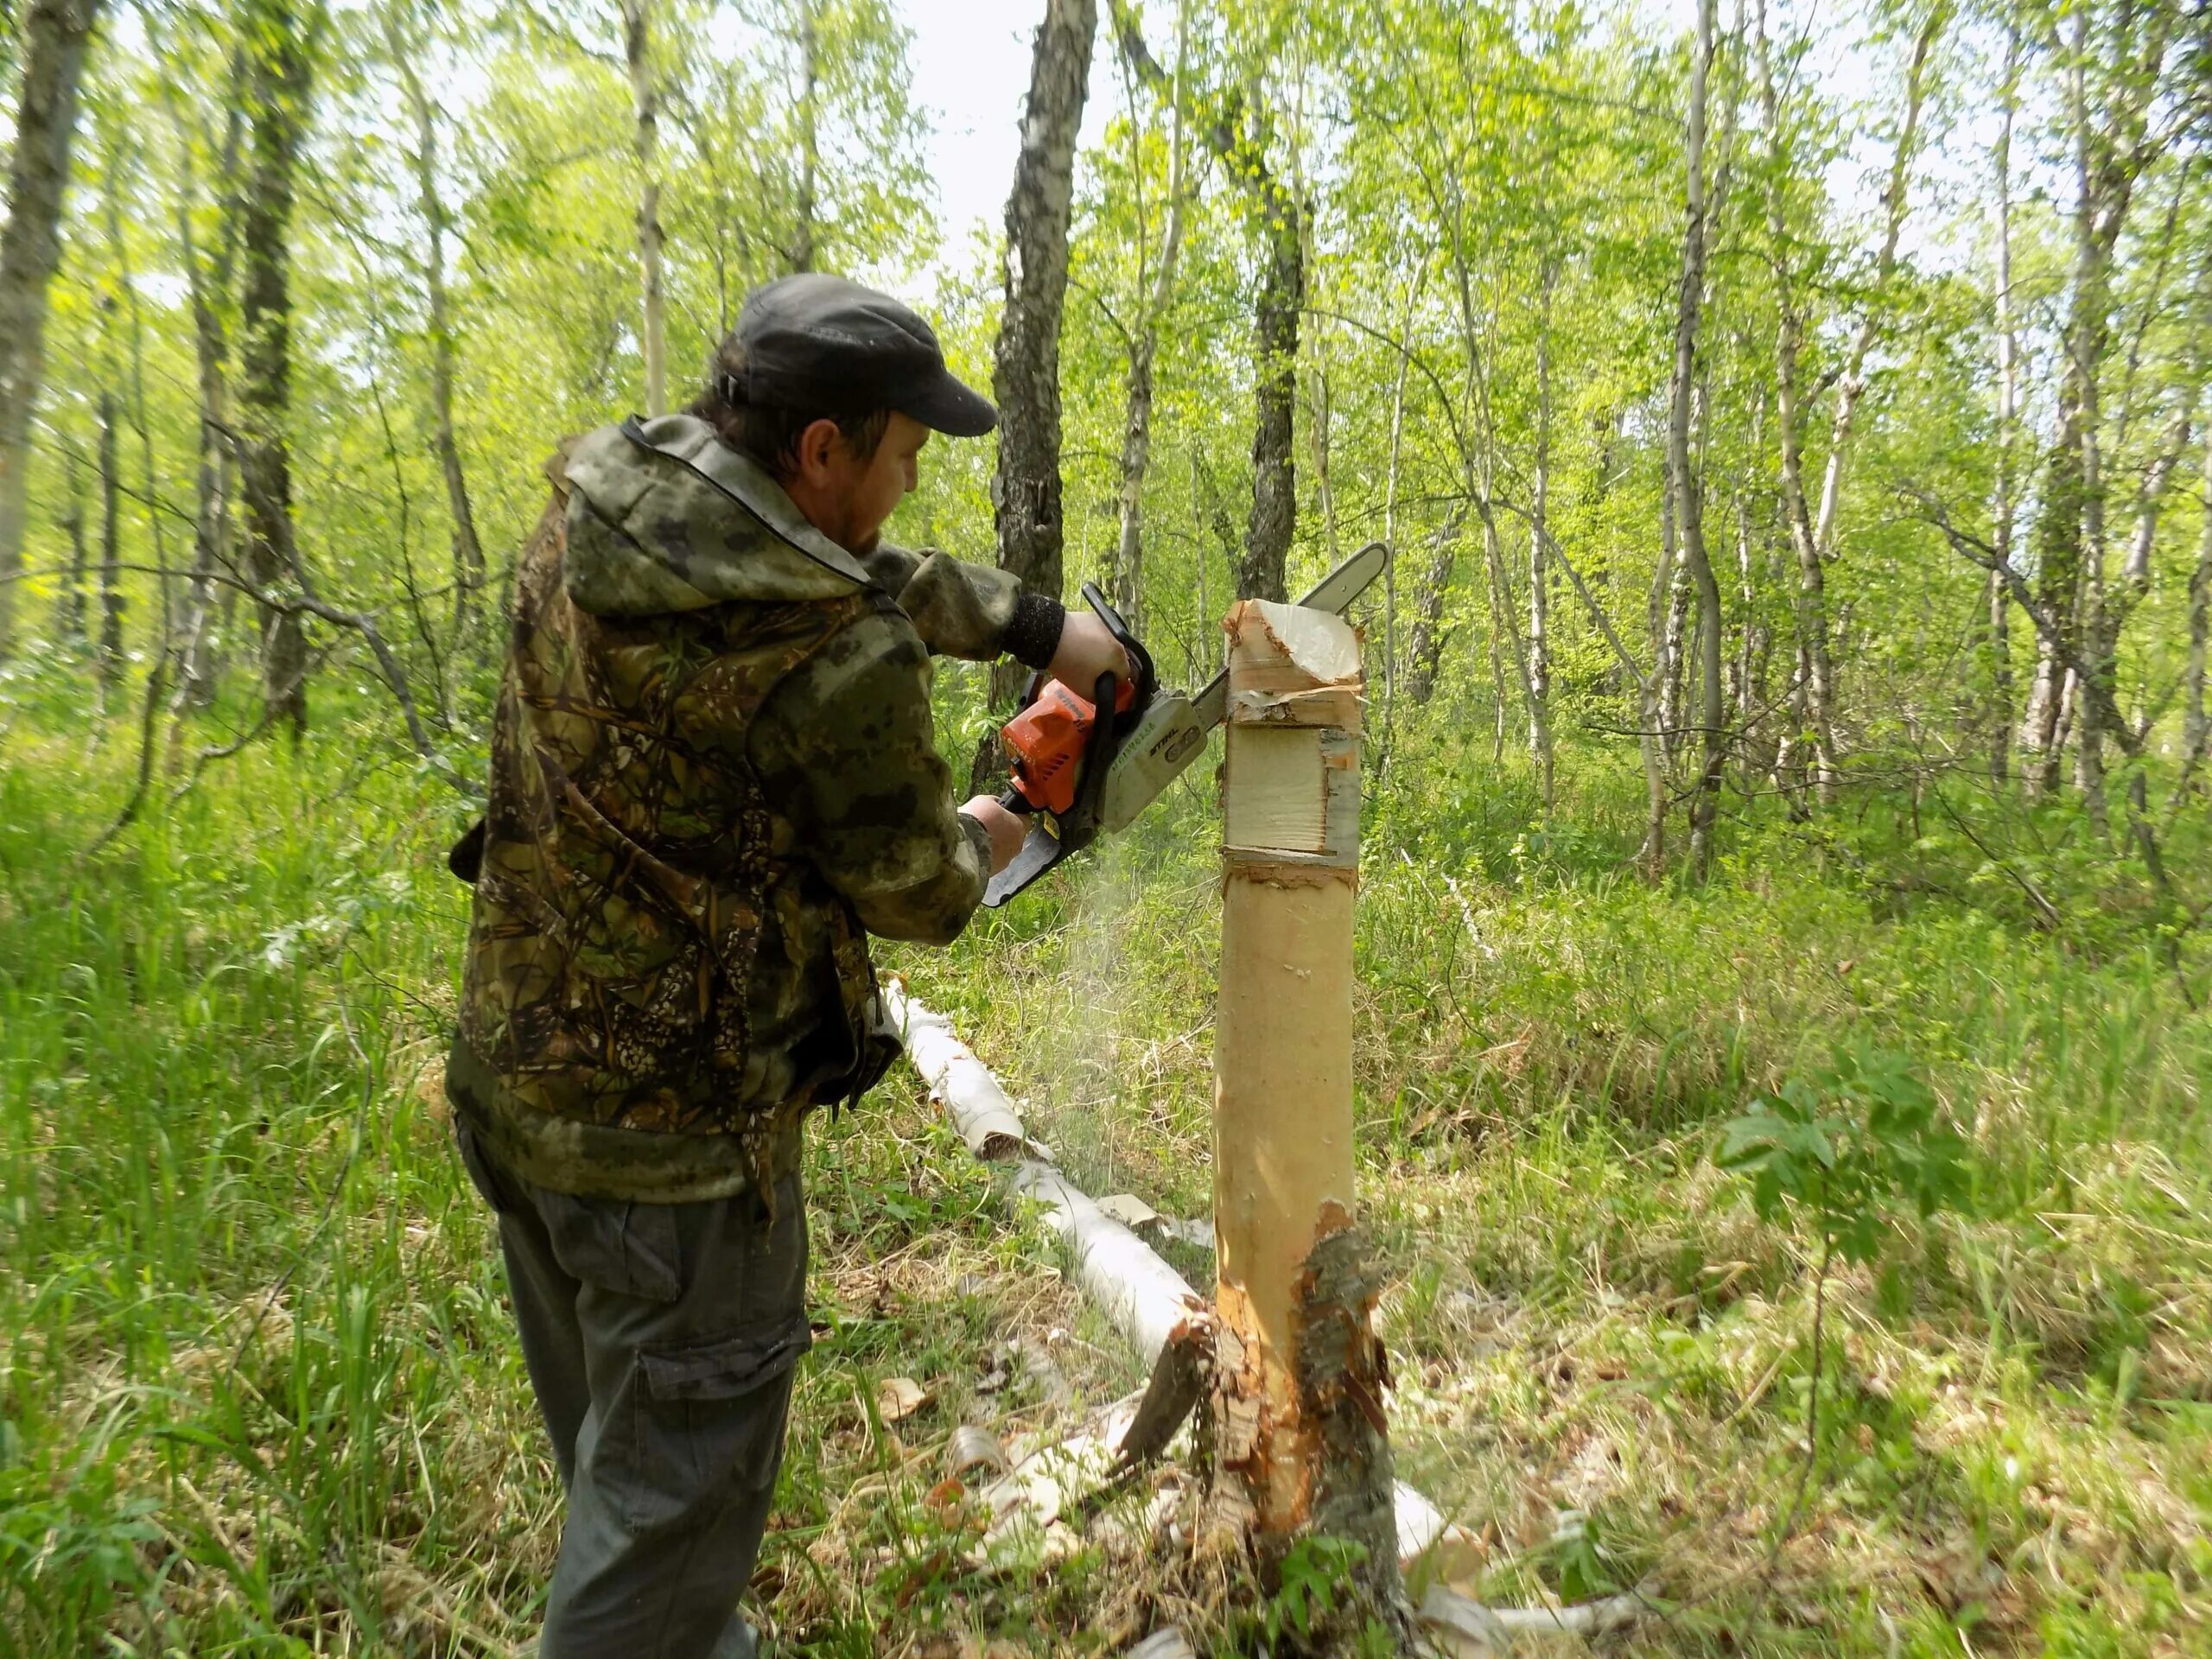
[718,273,998,438]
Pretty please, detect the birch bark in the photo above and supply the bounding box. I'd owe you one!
[621,0,666,416]
[385,0,486,635]
[0,0,104,656]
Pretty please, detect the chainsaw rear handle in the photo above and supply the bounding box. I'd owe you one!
[998,583,1156,818]
[981,586,1158,905]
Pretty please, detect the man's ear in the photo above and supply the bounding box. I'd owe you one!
[792,417,843,486]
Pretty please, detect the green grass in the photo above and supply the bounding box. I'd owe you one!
[2,698,2208,1655]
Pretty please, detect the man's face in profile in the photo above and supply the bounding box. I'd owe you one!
[790,410,931,555]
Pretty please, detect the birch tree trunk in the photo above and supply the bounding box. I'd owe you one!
[385,0,486,636]
[2024,0,2171,800]
[1116,5,1298,602]
[0,0,103,658]
[1755,0,1833,814]
[1379,264,1421,743]
[988,0,1096,734]
[1758,0,1939,810]
[2182,416,2211,790]
[1529,257,1556,815]
[238,0,312,738]
[1109,3,1190,630]
[791,0,820,271]
[161,76,244,713]
[1670,0,1723,882]
[95,387,122,694]
[1242,163,1300,604]
[1403,516,1459,706]
[621,0,666,416]
[1986,22,2020,785]
[53,449,86,642]
[1808,7,1942,568]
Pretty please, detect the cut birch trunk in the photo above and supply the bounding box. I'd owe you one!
[1213,597,1406,1632]
[885,987,1559,1643]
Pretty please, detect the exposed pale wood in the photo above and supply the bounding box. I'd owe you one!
[1215,596,1402,1626]
[1216,604,1363,1503]
[1222,728,1328,853]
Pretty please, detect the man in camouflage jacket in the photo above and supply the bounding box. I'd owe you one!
[447,275,1127,1658]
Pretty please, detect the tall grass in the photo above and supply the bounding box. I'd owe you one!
[3,693,2208,1654]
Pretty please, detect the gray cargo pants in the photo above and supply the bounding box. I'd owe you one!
[456,1122,809,1659]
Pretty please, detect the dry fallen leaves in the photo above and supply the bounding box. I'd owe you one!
[876,1376,931,1423]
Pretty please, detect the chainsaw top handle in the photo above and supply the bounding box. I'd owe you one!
[1077,580,1157,723]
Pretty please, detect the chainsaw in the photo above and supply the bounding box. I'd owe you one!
[982,540,1389,907]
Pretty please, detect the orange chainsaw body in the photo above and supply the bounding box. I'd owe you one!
[1002,674,1139,817]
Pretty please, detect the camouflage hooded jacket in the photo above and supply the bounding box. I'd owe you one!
[447,414,1062,1203]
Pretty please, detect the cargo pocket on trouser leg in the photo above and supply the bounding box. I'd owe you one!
[625,1315,812,1536]
[537,1189,685,1306]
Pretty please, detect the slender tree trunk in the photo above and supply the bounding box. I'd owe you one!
[1661,565,1690,759]
[1987,22,2020,785]
[54,448,86,642]
[239,0,312,739]
[2025,2,2173,802]
[979,0,1097,782]
[791,0,820,271]
[158,67,245,715]
[1529,258,1556,815]
[96,387,122,694]
[1661,0,1714,880]
[621,0,665,416]
[2182,417,2211,787]
[1654,0,1716,885]
[2069,6,2111,834]
[385,0,486,637]
[1110,3,1190,631]
[105,117,178,706]
[2023,431,2081,796]
[0,0,103,657]
[1756,0,1823,814]
[1403,515,1460,706]
[1379,264,1420,745]
[1116,5,1298,602]
[1243,166,1300,604]
[1477,480,1531,763]
[1808,5,1942,566]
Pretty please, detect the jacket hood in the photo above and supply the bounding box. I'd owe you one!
[561,413,880,617]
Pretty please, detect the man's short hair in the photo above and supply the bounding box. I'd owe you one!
[690,337,891,481]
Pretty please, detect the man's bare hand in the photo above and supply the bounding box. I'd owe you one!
[1047,610,1134,699]
[960,795,1026,874]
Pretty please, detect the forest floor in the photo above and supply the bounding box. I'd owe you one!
[2,709,2209,1657]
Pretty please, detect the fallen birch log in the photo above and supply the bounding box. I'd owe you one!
[885,982,1034,1160]
[1007,1160,1211,1369]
